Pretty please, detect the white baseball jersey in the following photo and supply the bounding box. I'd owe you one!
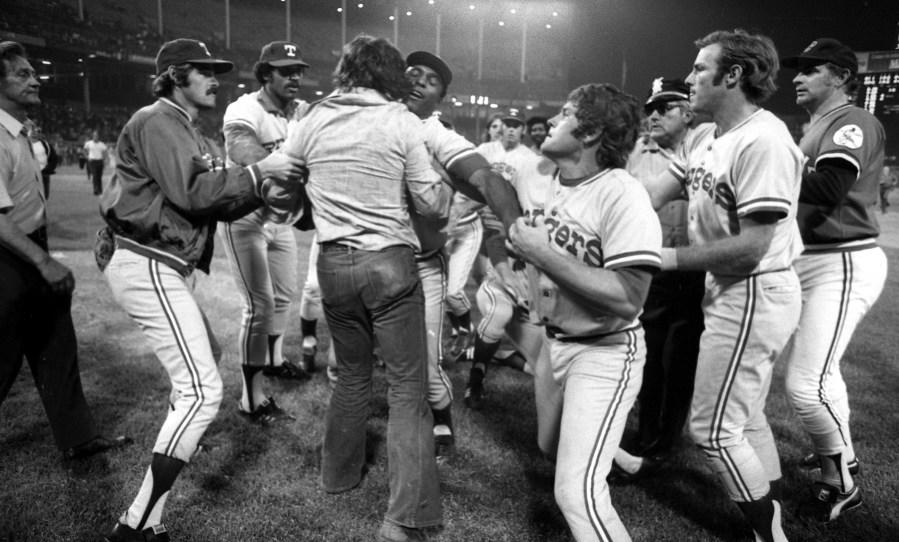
[411,114,484,256]
[669,112,804,277]
[223,90,309,165]
[533,168,662,338]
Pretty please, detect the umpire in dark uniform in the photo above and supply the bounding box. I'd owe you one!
[625,78,705,462]
[0,40,128,460]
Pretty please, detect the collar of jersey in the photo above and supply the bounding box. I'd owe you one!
[557,167,610,187]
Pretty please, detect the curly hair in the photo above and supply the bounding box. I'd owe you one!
[695,29,779,104]
[568,83,641,170]
[333,34,411,101]
[152,63,194,98]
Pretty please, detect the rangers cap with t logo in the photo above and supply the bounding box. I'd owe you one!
[155,38,233,75]
[259,41,310,68]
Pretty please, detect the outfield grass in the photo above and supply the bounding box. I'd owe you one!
[1,167,898,541]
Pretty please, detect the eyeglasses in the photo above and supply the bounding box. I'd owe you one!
[644,102,682,116]
[405,66,442,88]
[275,66,305,78]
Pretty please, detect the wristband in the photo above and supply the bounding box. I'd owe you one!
[660,247,678,271]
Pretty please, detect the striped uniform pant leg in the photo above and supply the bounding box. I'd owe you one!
[444,218,484,317]
[475,276,516,342]
[265,223,299,334]
[784,248,887,455]
[552,330,644,542]
[417,252,453,409]
[105,248,223,462]
[218,221,270,366]
[689,271,800,502]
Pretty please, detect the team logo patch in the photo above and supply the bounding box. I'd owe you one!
[284,44,297,57]
[833,124,863,149]
[651,77,664,95]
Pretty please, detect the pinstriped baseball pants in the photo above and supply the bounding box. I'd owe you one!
[690,270,801,502]
[546,329,645,542]
[784,247,887,456]
[218,216,298,366]
[443,216,483,317]
[105,248,222,462]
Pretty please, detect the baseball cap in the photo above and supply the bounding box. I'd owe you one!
[502,109,525,126]
[155,39,233,75]
[781,38,858,73]
[260,41,310,68]
[406,51,452,88]
[645,77,690,106]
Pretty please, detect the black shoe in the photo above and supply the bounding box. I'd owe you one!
[238,397,295,427]
[63,435,132,461]
[434,424,455,459]
[797,482,863,523]
[799,453,861,476]
[299,342,317,373]
[378,520,426,542]
[262,360,311,381]
[608,455,664,484]
[464,379,485,410]
[104,522,170,542]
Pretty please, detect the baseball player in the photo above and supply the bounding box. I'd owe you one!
[646,30,803,542]
[508,83,660,542]
[404,50,522,456]
[101,39,305,542]
[219,41,311,426]
[781,38,886,521]
[463,111,549,402]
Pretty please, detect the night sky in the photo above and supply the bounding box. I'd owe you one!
[568,0,899,115]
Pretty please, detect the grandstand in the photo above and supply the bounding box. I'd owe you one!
[0,0,576,145]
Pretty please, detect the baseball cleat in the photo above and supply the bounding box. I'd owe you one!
[447,325,473,362]
[104,522,170,542]
[463,379,485,410]
[238,397,294,427]
[299,342,317,373]
[434,424,455,459]
[797,482,863,523]
[262,360,311,381]
[798,453,861,476]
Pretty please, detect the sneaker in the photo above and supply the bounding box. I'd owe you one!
[463,379,485,410]
[238,397,294,427]
[300,341,318,373]
[377,520,426,542]
[262,360,311,381]
[797,482,863,523]
[104,522,170,542]
[799,453,861,476]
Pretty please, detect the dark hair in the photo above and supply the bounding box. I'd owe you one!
[253,62,275,85]
[0,41,27,77]
[152,63,193,98]
[526,116,548,132]
[822,61,860,100]
[695,29,779,104]
[333,34,411,101]
[568,83,641,170]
